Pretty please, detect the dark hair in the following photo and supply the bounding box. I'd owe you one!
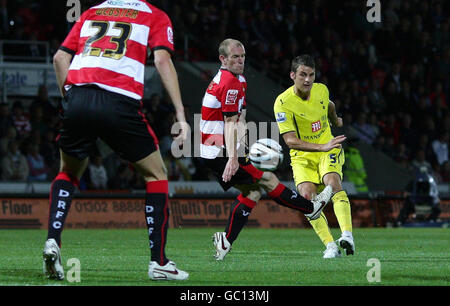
[291,54,315,72]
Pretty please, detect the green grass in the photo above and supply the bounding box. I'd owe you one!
[0,228,448,286]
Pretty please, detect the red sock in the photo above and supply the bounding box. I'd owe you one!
[268,183,313,213]
[145,180,169,265]
[47,172,79,246]
[225,194,256,244]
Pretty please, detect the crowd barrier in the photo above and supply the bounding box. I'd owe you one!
[0,193,448,229]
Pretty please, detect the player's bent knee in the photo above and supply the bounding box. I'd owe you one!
[258,172,279,191]
[59,151,89,180]
[142,164,167,182]
[323,173,343,192]
[297,183,317,201]
[133,150,168,182]
[246,189,262,202]
[236,184,262,202]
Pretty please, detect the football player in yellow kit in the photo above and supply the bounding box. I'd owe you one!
[273,55,354,258]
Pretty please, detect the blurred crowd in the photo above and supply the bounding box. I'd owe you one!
[0,0,448,189]
[162,0,450,184]
[0,85,204,189]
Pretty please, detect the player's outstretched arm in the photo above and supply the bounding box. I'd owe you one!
[53,49,73,97]
[153,49,188,142]
[237,108,247,148]
[222,114,239,182]
[282,132,346,152]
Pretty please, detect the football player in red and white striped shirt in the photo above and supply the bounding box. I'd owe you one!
[43,0,189,281]
[200,39,333,261]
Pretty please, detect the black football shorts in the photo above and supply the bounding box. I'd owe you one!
[58,86,158,162]
[202,155,264,191]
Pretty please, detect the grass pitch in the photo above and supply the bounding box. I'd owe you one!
[0,228,448,286]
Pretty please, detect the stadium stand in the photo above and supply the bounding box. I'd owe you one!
[0,0,448,200]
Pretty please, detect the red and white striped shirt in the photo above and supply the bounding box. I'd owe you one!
[200,68,246,159]
[60,0,174,100]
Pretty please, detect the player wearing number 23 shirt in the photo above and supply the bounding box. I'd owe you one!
[43,0,189,281]
[61,0,174,100]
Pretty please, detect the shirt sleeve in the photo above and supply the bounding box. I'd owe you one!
[221,87,241,117]
[321,84,332,118]
[242,83,247,109]
[60,11,87,55]
[148,10,174,53]
[274,98,296,135]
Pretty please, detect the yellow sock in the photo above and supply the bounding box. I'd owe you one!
[309,212,334,246]
[332,190,353,233]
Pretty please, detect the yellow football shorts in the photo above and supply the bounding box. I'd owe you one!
[291,147,345,188]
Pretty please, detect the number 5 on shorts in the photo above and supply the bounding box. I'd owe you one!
[329,153,337,164]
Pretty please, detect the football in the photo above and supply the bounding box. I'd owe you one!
[248,138,284,171]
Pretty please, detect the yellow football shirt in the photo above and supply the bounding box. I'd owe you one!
[273,83,333,159]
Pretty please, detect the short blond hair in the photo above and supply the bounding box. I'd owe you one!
[218,38,244,57]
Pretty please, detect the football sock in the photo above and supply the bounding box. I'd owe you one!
[309,212,334,246]
[268,183,313,213]
[47,172,79,246]
[332,190,353,233]
[145,180,170,266]
[225,194,256,244]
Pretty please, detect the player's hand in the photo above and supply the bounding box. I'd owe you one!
[173,121,189,142]
[173,110,189,143]
[322,135,346,151]
[222,157,239,182]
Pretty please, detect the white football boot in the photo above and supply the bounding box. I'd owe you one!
[337,231,355,256]
[43,238,64,280]
[212,232,231,261]
[323,242,342,258]
[305,185,333,220]
[148,260,189,280]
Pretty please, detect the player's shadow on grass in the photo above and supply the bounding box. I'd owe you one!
[0,268,152,285]
[381,258,450,263]
[0,268,54,283]
[383,274,449,282]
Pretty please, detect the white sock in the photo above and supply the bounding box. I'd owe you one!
[342,230,353,239]
[326,242,337,248]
